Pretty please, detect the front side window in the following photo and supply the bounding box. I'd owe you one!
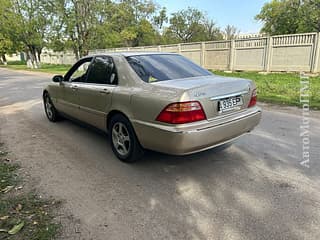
[86,56,118,85]
[126,54,212,83]
[69,59,92,82]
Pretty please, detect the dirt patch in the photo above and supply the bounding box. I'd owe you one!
[0,141,85,240]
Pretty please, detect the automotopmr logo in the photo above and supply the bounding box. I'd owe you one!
[300,72,310,168]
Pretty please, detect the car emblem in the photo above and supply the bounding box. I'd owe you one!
[194,92,206,97]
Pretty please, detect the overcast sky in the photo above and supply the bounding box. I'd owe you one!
[157,0,268,33]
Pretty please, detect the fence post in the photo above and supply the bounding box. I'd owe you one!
[158,45,161,52]
[312,32,320,73]
[201,42,206,67]
[229,39,235,71]
[265,36,272,72]
[178,43,181,54]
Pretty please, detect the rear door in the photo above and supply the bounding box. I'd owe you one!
[76,56,118,130]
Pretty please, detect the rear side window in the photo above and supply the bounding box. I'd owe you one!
[86,56,118,85]
[126,54,212,83]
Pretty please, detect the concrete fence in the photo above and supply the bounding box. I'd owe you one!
[41,32,320,73]
[41,51,77,66]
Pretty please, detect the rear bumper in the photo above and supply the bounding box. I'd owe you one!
[132,106,262,155]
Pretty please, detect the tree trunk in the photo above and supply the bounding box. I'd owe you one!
[26,46,39,69]
[36,48,42,68]
[36,48,42,63]
[30,46,39,68]
[78,44,83,58]
[26,51,34,68]
[73,46,80,61]
[1,54,7,65]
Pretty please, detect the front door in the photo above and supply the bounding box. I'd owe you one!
[59,58,92,119]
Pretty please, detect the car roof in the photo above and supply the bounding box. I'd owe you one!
[84,51,178,59]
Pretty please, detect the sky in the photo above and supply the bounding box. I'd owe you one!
[156,0,268,33]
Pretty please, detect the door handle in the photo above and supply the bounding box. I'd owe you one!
[99,89,111,94]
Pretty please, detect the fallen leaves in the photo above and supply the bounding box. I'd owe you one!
[0,146,60,239]
[15,203,23,212]
[0,216,9,221]
[8,221,25,235]
[1,185,14,193]
[0,221,25,235]
[15,185,23,191]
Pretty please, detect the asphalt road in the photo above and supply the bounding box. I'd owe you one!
[0,68,320,240]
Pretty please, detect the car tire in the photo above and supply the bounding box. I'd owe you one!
[109,114,144,163]
[43,92,61,122]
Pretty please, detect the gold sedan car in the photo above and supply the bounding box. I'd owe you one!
[43,52,261,162]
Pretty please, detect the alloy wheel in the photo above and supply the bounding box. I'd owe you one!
[111,122,131,156]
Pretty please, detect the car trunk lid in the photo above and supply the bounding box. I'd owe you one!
[152,75,253,119]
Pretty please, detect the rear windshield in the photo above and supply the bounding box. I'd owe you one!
[126,54,212,83]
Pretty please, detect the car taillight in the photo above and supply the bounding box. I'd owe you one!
[156,101,207,124]
[248,89,257,107]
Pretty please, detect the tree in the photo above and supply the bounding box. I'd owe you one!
[1,0,225,62]
[166,7,222,42]
[47,0,159,56]
[115,0,158,46]
[203,19,223,41]
[153,7,168,32]
[166,7,206,42]
[7,0,52,67]
[255,0,320,35]
[0,0,23,64]
[223,25,239,40]
[299,0,320,32]
[167,7,201,42]
[0,35,13,64]
[46,0,105,59]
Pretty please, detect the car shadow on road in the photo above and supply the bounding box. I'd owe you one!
[128,145,319,239]
[53,117,320,239]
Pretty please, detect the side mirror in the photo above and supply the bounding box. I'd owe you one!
[52,75,64,83]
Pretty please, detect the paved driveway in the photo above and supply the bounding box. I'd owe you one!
[0,68,319,240]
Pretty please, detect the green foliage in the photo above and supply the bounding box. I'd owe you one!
[0,0,223,59]
[299,0,320,33]
[153,7,168,31]
[164,7,222,43]
[223,25,239,40]
[7,61,27,65]
[256,0,320,35]
[0,0,53,66]
[0,0,21,60]
[166,7,206,42]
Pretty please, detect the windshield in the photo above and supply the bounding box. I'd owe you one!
[126,54,212,83]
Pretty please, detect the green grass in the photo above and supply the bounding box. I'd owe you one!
[0,143,61,240]
[212,71,320,110]
[1,62,70,75]
[7,61,27,65]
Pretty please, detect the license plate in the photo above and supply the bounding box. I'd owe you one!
[218,96,243,112]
